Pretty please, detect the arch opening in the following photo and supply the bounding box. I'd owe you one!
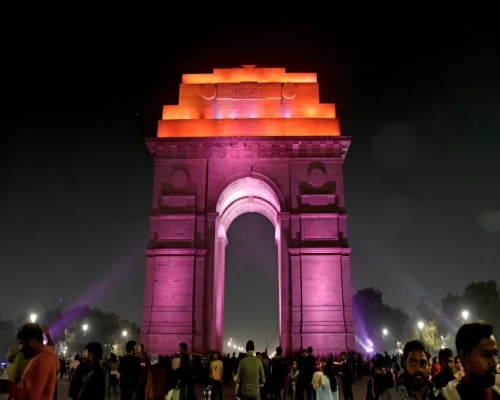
[212,177,283,351]
[224,213,279,353]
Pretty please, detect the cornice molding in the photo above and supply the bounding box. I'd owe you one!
[145,136,351,161]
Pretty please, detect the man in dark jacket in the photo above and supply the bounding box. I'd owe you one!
[178,342,195,400]
[339,351,354,400]
[432,348,455,390]
[78,342,105,400]
[118,341,142,400]
[302,347,317,400]
[366,353,395,399]
[270,346,288,400]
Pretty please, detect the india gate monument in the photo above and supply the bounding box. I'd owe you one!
[141,66,355,356]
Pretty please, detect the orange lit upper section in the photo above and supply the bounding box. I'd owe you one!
[158,66,340,138]
[182,67,317,84]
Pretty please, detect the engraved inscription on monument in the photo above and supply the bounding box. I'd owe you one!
[216,83,281,100]
[235,84,264,98]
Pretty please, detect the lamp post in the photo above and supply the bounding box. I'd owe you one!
[382,328,388,338]
[29,314,37,323]
[417,321,424,334]
[462,310,469,324]
[82,324,88,336]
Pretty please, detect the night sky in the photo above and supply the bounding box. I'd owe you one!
[2,19,499,351]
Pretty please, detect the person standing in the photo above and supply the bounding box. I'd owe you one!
[432,348,455,390]
[135,343,149,400]
[380,340,438,400]
[303,347,317,400]
[108,353,119,399]
[145,354,168,400]
[209,352,223,400]
[236,340,266,400]
[270,347,288,400]
[0,323,59,400]
[78,342,105,399]
[338,352,353,400]
[118,341,141,400]
[177,342,195,400]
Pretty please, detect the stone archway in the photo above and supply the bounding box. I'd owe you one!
[211,177,283,352]
[140,66,355,357]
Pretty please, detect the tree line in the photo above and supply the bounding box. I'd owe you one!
[3,280,498,360]
[0,304,140,361]
[353,279,500,355]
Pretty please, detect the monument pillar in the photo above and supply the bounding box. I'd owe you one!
[193,249,207,352]
[341,252,356,350]
[141,249,198,354]
[277,212,291,355]
[289,250,302,353]
[205,213,218,351]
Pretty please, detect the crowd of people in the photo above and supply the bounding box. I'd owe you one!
[0,321,499,399]
[365,323,500,399]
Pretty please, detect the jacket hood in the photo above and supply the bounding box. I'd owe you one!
[7,347,21,363]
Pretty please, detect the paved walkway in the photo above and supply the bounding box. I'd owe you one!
[1,376,368,399]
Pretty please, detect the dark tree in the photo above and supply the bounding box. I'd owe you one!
[462,280,500,327]
[441,293,463,323]
[416,296,440,322]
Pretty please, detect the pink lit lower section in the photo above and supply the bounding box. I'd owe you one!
[141,171,355,356]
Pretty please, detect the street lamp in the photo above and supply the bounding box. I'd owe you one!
[82,324,88,335]
[382,328,388,337]
[462,310,469,323]
[122,330,127,337]
[417,321,424,331]
[29,314,37,323]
